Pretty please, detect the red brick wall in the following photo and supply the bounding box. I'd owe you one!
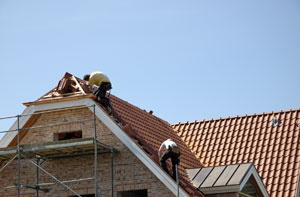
[0,108,175,197]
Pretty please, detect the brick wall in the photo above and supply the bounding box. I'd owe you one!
[0,108,175,197]
[206,193,238,197]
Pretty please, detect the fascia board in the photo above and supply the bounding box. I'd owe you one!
[251,167,269,197]
[296,171,300,197]
[0,98,189,197]
[200,185,240,194]
[0,99,91,148]
[0,106,35,148]
[240,166,269,197]
[88,99,190,197]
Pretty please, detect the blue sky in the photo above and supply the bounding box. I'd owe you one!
[0,0,299,138]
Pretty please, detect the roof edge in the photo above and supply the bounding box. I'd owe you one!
[172,108,300,126]
[23,94,95,106]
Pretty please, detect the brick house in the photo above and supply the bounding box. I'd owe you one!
[0,73,271,196]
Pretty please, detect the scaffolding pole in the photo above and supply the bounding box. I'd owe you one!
[0,154,18,173]
[36,158,39,197]
[176,164,179,197]
[0,104,118,196]
[22,154,81,197]
[17,115,21,197]
[93,104,99,197]
[111,150,114,197]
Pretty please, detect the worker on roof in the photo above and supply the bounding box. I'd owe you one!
[158,139,181,180]
[83,71,112,113]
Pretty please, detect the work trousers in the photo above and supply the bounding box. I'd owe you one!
[160,147,180,180]
[94,82,112,108]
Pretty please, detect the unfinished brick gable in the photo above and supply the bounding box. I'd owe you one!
[1,108,175,197]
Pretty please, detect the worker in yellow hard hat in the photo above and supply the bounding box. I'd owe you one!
[84,71,112,113]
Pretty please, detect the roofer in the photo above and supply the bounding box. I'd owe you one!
[158,139,181,180]
[83,71,112,113]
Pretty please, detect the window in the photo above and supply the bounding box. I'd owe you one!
[117,189,147,197]
[54,131,82,141]
[240,176,262,197]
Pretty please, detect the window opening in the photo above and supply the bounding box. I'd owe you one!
[240,176,261,197]
[117,189,147,197]
[54,130,82,141]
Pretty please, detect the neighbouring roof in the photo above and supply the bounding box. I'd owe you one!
[186,163,268,196]
[172,109,300,197]
[13,72,204,196]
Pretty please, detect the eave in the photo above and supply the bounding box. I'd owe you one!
[23,94,95,106]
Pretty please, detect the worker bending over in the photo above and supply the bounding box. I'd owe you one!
[84,71,112,113]
[158,139,181,180]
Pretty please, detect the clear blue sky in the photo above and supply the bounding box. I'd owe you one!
[0,0,300,138]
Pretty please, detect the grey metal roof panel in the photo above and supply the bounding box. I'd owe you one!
[193,167,213,188]
[201,165,226,188]
[214,164,239,187]
[227,163,252,185]
[186,168,201,180]
[186,163,268,196]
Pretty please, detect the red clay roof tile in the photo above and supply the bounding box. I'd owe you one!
[108,95,204,196]
[172,109,300,197]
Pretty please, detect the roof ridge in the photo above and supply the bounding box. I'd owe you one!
[172,108,300,126]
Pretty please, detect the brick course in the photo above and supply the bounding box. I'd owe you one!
[0,108,175,197]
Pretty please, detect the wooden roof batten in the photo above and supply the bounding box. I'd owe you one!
[23,72,94,107]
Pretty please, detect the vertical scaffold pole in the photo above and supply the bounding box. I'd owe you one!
[17,115,21,197]
[36,158,39,197]
[176,164,179,197]
[93,105,99,197]
[111,151,114,197]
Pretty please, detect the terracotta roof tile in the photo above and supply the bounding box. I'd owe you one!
[108,95,204,196]
[172,109,300,197]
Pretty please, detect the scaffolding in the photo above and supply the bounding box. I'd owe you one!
[0,104,118,197]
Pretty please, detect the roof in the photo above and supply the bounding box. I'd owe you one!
[23,72,94,106]
[172,109,300,197]
[2,72,204,196]
[186,163,268,196]
[110,95,204,196]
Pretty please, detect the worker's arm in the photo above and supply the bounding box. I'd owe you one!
[87,80,94,86]
[158,142,165,158]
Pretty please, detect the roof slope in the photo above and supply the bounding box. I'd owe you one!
[172,109,300,197]
[109,95,203,195]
